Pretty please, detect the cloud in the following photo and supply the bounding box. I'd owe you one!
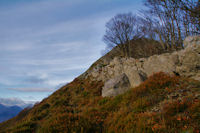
[25,73,48,84]
[7,88,54,92]
[0,0,144,102]
[0,97,35,107]
[26,76,47,84]
[45,79,69,87]
[0,0,84,16]
[6,71,70,92]
[0,42,34,52]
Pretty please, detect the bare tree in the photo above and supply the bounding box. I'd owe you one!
[143,0,199,50]
[136,15,168,50]
[103,13,139,57]
[103,1,199,56]
[178,0,200,34]
[144,0,179,49]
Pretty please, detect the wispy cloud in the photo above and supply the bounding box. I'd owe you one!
[7,88,54,92]
[25,73,48,84]
[0,97,35,107]
[0,0,143,102]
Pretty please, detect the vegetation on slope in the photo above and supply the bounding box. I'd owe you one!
[0,72,199,133]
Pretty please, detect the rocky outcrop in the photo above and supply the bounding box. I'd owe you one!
[80,38,166,79]
[86,36,200,97]
[102,73,131,97]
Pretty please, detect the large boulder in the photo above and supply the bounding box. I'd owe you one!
[183,36,200,49]
[143,53,179,77]
[102,73,131,97]
[177,36,200,80]
[124,68,147,88]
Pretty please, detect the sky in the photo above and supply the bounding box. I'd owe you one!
[0,0,143,107]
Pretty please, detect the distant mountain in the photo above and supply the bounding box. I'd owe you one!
[0,104,22,123]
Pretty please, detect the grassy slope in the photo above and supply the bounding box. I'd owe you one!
[0,72,199,133]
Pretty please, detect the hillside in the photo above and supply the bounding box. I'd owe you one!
[0,36,199,133]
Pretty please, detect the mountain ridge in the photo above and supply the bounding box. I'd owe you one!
[0,104,22,123]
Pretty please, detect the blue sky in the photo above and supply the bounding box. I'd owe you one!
[0,0,143,106]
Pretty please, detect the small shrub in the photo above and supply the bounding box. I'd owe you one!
[98,98,109,105]
[82,91,89,97]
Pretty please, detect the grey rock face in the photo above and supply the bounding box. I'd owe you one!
[87,36,200,97]
[143,53,178,76]
[183,36,200,49]
[125,69,147,88]
[102,73,131,97]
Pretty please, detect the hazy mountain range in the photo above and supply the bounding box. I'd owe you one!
[0,104,22,123]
